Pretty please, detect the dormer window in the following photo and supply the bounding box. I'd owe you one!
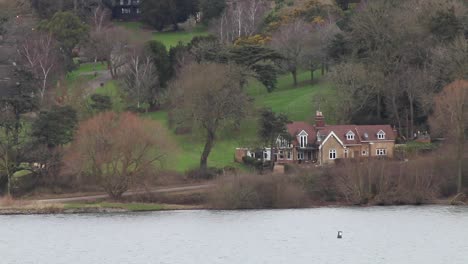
[377,130,386,140]
[346,131,355,140]
[298,130,308,148]
[300,135,307,147]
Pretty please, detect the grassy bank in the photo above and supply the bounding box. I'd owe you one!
[115,21,210,48]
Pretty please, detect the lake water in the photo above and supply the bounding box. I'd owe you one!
[1,206,468,264]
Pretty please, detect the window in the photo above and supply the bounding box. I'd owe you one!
[287,151,291,160]
[362,150,368,156]
[136,8,141,14]
[377,131,386,140]
[250,152,255,158]
[298,152,304,160]
[278,137,290,148]
[344,149,349,158]
[329,149,337,160]
[279,150,284,160]
[121,8,131,14]
[346,131,355,140]
[264,152,268,159]
[376,149,387,156]
[300,135,307,148]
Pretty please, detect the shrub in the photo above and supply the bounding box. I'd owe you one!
[210,174,308,209]
[242,156,264,171]
[186,167,223,180]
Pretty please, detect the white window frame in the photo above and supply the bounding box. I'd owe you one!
[298,131,308,148]
[362,150,368,156]
[376,149,387,156]
[329,149,337,160]
[344,149,349,158]
[300,135,307,148]
[298,152,304,160]
[121,8,131,14]
[346,131,355,140]
[287,151,292,160]
[377,130,386,140]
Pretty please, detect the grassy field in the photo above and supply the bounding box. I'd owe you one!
[68,23,337,172]
[115,21,210,48]
[143,71,337,172]
[152,26,210,48]
[247,70,337,122]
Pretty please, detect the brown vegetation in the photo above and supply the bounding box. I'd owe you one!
[64,112,174,198]
[209,152,463,209]
[210,174,308,209]
[430,80,468,193]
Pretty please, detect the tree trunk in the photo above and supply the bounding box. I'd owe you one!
[200,131,215,171]
[376,92,382,120]
[310,68,314,83]
[292,69,297,87]
[391,95,401,138]
[409,97,415,138]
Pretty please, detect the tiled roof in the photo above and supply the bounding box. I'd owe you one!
[287,122,317,143]
[320,125,396,145]
[286,122,396,147]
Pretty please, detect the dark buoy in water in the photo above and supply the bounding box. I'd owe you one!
[337,231,343,239]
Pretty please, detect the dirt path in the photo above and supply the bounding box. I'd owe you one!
[79,70,112,93]
[35,184,214,203]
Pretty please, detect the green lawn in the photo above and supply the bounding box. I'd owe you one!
[75,62,107,73]
[151,26,210,48]
[142,71,337,172]
[115,21,209,49]
[248,70,337,122]
[145,111,257,172]
[94,80,125,112]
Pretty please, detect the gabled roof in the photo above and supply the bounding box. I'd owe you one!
[319,131,345,149]
[287,121,317,143]
[286,122,396,147]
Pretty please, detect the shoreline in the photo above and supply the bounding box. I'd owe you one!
[0,199,465,216]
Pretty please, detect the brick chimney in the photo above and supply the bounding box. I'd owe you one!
[315,111,325,128]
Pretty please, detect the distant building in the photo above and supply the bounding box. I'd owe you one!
[104,0,141,21]
[236,111,397,166]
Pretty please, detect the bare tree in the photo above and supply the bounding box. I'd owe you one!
[303,20,340,82]
[68,112,172,198]
[270,19,311,87]
[170,62,249,171]
[17,31,60,103]
[430,80,468,194]
[329,62,376,123]
[87,26,133,79]
[90,4,110,35]
[214,0,270,43]
[122,46,159,109]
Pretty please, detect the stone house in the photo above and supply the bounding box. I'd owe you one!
[104,0,141,20]
[236,111,397,165]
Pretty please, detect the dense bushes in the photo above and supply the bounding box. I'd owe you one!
[210,154,462,208]
[210,174,308,209]
[330,157,456,205]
